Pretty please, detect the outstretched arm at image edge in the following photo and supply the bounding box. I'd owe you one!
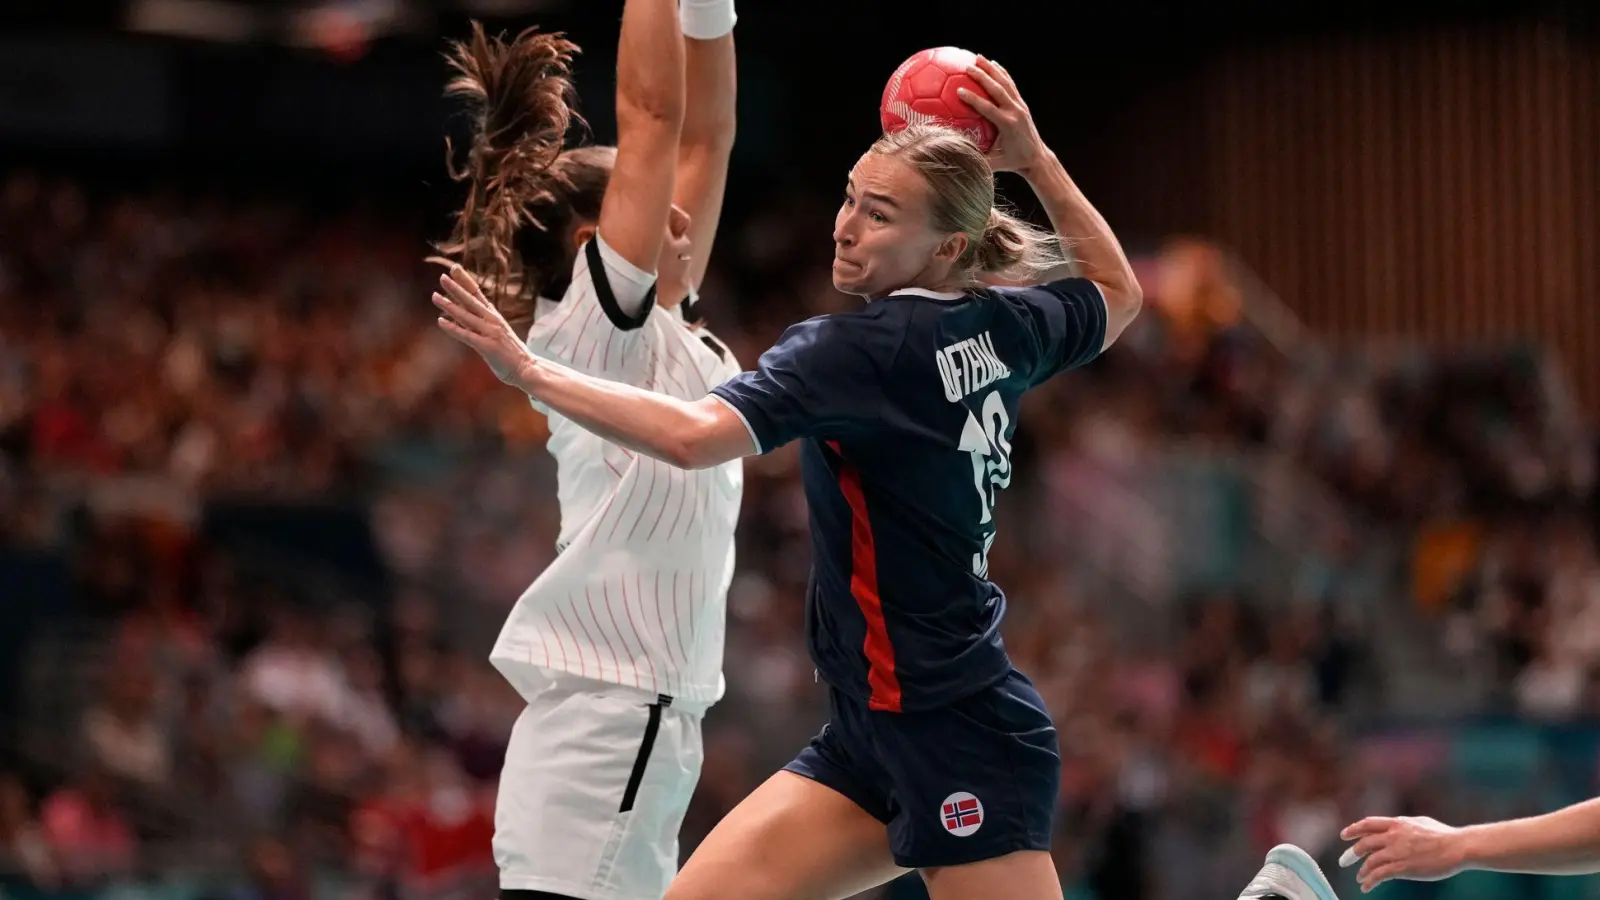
[1449,800,1600,876]
[1342,799,1600,886]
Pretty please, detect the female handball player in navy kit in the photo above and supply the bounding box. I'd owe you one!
[435,52,1337,900]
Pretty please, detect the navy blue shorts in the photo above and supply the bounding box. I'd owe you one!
[784,668,1060,869]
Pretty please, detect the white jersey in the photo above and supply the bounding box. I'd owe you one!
[490,236,743,708]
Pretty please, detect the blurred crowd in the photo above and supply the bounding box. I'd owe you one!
[0,169,1595,900]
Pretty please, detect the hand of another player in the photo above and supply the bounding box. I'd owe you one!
[1339,815,1469,893]
[957,57,1045,175]
[433,265,539,388]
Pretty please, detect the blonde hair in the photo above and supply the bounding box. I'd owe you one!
[869,124,1067,287]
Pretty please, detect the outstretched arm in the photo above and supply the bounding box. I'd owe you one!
[1341,802,1600,892]
[675,0,737,291]
[435,265,754,469]
[513,354,754,468]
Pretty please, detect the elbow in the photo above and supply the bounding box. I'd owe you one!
[659,443,717,471]
[661,410,727,470]
[653,422,701,470]
[1107,273,1143,322]
[659,439,701,471]
[1120,283,1145,321]
[618,89,685,132]
[670,433,717,471]
[1098,281,1144,348]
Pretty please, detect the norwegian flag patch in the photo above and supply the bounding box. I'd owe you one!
[940,791,984,837]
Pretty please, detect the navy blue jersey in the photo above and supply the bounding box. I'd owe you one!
[711,279,1107,711]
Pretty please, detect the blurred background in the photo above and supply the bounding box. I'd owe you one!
[1,1,1598,898]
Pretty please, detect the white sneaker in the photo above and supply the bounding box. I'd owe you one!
[1239,844,1341,900]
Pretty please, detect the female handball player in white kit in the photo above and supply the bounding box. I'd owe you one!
[433,0,740,897]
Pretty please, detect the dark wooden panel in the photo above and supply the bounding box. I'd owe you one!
[1138,26,1600,405]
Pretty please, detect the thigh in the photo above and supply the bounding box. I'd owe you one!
[666,770,907,900]
[920,850,1063,900]
[877,670,1061,871]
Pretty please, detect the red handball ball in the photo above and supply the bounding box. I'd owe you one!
[880,47,998,153]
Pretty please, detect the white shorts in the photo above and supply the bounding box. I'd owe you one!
[495,672,705,900]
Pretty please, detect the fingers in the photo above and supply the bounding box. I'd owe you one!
[436,314,490,352]
[1359,858,1404,893]
[1357,849,1396,885]
[449,264,494,306]
[974,56,1018,97]
[432,291,491,338]
[962,65,1012,111]
[1342,817,1396,841]
[1341,834,1389,867]
[1341,817,1396,873]
[439,269,492,318]
[955,85,1004,124]
[436,316,512,374]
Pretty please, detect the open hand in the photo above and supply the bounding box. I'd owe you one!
[957,57,1046,175]
[1340,815,1469,893]
[432,265,538,388]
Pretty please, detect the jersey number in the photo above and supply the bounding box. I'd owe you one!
[967,390,1012,577]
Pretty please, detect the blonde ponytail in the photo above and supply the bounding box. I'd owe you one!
[972,207,1067,286]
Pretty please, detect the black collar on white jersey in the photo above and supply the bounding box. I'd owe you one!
[680,288,704,324]
[677,289,729,360]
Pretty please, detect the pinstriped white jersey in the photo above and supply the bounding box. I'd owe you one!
[489,236,742,708]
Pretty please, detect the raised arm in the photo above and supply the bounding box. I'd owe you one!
[597,0,686,274]
[959,57,1142,350]
[675,0,738,290]
[1013,149,1140,349]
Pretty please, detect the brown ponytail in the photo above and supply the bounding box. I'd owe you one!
[432,22,583,334]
